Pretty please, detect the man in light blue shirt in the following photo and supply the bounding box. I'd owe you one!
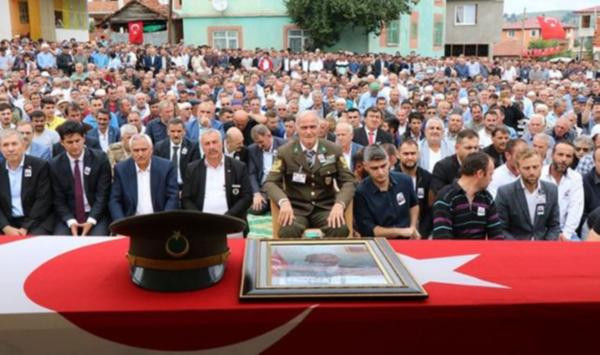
[36,44,56,70]
[91,48,109,69]
[358,82,382,115]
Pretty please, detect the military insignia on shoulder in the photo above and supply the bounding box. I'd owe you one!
[339,156,348,168]
[271,158,282,172]
[165,230,190,258]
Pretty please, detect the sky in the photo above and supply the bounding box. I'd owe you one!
[503,0,598,15]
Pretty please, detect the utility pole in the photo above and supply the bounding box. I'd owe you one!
[520,7,526,59]
[168,0,173,45]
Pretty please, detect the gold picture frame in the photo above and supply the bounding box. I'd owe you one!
[240,238,428,299]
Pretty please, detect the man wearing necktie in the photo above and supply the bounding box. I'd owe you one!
[153,118,200,189]
[264,111,356,238]
[49,121,111,236]
[352,107,394,147]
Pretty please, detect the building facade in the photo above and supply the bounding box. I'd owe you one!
[445,0,503,57]
[0,0,89,42]
[574,5,600,60]
[180,0,445,57]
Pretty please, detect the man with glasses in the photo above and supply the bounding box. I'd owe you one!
[573,135,593,172]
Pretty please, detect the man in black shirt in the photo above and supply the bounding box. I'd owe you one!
[483,125,509,168]
[431,129,480,195]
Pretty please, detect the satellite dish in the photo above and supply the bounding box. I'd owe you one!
[212,0,228,12]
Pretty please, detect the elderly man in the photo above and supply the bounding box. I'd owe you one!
[107,124,137,170]
[109,134,179,220]
[264,111,355,238]
[353,144,419,238]
[548,116,575,144]
[418,117,453,172]
[532,133,553,165]
[0,129,54,235]
[496,148,561,240]
[335,121,363,171]
[182,129,252,233]
[247,124,286,214]
[445,110,464,147]
[185,101,224,143]
[522,114,547,144]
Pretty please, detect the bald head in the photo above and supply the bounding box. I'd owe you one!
[232,109,249,129]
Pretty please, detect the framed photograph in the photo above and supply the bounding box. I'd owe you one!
[240,238,428,299]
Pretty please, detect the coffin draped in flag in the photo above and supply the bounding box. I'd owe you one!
[128,21,144,44]
[537,16,566,40]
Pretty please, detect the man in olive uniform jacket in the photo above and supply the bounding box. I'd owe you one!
[264,111,355,238]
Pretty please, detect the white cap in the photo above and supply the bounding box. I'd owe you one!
[94,89,106,97]
[459,97,469,105]
[41,71,50,78]
[178,102,191,110]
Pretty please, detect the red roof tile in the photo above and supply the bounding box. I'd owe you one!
[503,18,573,30]
[88,1,119,14]
[493,39,523,57]
[574,5,600,14]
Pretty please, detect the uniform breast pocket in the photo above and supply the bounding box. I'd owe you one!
[319,167,337,187]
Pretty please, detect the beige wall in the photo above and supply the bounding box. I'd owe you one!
[445,0,503,44]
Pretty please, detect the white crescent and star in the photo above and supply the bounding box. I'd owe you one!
[0,237,508,353]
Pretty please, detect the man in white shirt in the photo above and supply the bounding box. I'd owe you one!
[540,141,584,241]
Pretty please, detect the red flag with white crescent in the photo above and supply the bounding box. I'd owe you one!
[537,16,566,40]
[128,21,143,44]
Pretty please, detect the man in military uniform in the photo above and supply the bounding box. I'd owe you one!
[107,124,137,172]
[264,111,355,238]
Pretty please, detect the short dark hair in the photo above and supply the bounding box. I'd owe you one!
[456,129,479,144]
[347,108,360,115]
[0,102,12,112]
[363,144,388,163]
[552,140,575,154]
[399,138,419,150]
[56,120,86,140]
[385,117,400,132]
[41,97,55,108]
[30,110,45,120]
[168,117,185,128]
[97,108,111,118]
[408,111,423,123]
[492,125,510,137]
[459,152,491,177]
[364,107,383,118]
[65,103,81,115]
[381,143,397,157]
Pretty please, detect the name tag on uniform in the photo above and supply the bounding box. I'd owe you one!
[232,184,241,196]
[537,194,546,204]
[536,204,545,216]
[24,168,32,178]
[181,147,188,155]
[417,187,425,199]
[84,166,91,175]
[477,206,485,217]
[396,192,406,206]
[292,172,307,184]
[317,154,326,164]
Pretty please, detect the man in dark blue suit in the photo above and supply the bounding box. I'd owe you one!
[247,124,286,214]
[49,121,112,236]
[145,101,173,144]
[109,134,179,221]
[143,47,162,73]
[154,118,200,188]
[86,109,120,153]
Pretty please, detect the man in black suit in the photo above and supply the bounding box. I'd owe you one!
[182,129,252,234]
[353,107,393,146]
[154,118,200,188]
[247,124,286,215]
[431,129,480,195]
[0,129,54,235]
[50,121,112,236]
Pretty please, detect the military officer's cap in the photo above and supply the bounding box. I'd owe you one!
[110,211,246,292]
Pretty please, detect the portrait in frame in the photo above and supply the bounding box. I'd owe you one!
[240,238,427,299]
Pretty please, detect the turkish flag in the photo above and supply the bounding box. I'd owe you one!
[128,21,143,44]
[537,16,566,40]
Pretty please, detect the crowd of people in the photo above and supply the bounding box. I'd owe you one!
[1,36,600,241]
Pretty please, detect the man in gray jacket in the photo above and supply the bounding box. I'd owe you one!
[495,148,561,240]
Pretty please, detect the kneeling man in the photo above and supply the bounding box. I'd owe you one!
[264,111,355,238]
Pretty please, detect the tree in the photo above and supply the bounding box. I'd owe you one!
[285,0,412,49]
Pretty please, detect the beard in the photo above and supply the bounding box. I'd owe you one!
[401,161,416,170]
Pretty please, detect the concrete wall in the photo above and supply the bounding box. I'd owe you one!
[56,28,89,41]
[445,0,503,44]
[182,0,286,17]
[0,0,13,40]
[39,0,57,41]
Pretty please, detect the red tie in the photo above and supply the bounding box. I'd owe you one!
[73,160,86,224]
[368,130,375,145]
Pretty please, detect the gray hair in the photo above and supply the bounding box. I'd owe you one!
[363,144,388,163]
[574,135,593,148]
[120,124,138,136]
[335,121,353,135]
[200,128,222,142]
[529,113,546,127]
[0,129,24,144]
[129,133,153,148]
[425,116,444,130]
[533,133,552,147]
[250,124,271,140]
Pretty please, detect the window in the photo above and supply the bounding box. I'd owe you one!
[54,11,63,28]
[288,29,309,52]
[434,19,444,47]
[508,30,515,37]
[582,15,591,28]
[18,1,29,24]
[386,20,400,46]
[530,30,538,37]
[212,30,238,49]
[455,4,477,25]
